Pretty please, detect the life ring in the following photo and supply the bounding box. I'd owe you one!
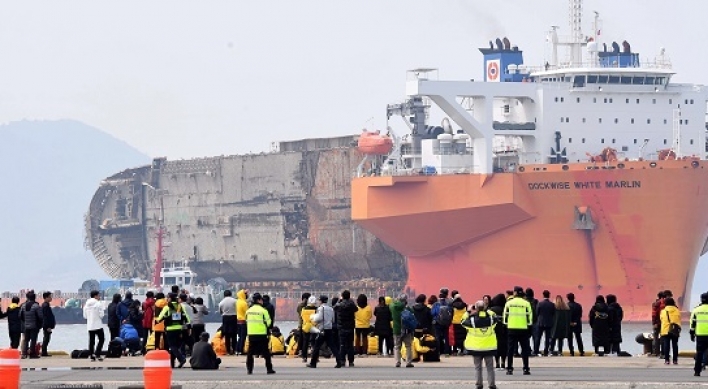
[487,61,500,81]
[518,166,525,172]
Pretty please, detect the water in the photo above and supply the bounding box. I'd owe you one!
[0,321,694,356]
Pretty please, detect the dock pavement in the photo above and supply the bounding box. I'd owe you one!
[18,353,708,389]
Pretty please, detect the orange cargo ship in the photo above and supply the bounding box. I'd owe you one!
[352,2,708,321]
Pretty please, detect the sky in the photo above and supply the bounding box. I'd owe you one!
[0,0,707,301]
[0,0,705,159]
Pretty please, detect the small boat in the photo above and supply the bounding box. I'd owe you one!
[357,130,393,155]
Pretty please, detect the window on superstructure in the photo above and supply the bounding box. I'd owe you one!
[573,75,586,87]
[647,119,651,124]
[593,97,597,103]
[646,77,655,85]
[577,97,581,103]
[626,98,630,104]
[690,99,694,104]
[582,138,586,143]
[610,98,613,103]
[685,99,689,105]
[621,76,632,84]
[622,146,629,151]
[612,139,616,144]
[686,120,689,125]
[636,99,640,104]
[599,118,603,123]
[634,139,637,144]
[566,117,570,123]
[555,97,559,102]
[657,77,666,85]
[569,138,572,143]
[561,97,565,102]
[599,75,609,83]
[652,99,656,104]
[664,119,668,124]
[632,77,645,85]
[609,76,620,83]
[680,120,683,125]
[582,118,586,123]
[561,117,564,123]
[664,139,667,145]
[601,138,605,144]
[669,99,673,104]
[604,98,608,103]
[615,118,619,124]
[691,139,694,145]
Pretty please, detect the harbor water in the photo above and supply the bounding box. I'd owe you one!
[0,321,695,356]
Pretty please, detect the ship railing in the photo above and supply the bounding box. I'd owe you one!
[527,58,672,73]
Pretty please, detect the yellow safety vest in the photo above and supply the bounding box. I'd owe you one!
[246,304,271,336]
[503,297,532,330]
[690,304,708,336]
[462,311,497,352]
[157,302,190,332]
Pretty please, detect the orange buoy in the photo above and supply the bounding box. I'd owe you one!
[143,350,172,389]
[0,348,21,389]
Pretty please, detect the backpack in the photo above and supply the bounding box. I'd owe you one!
[401,308,417,331]
[71,349,91,359]
[164,304,184,327]
[106,340,123,358]
[436,305,453,327]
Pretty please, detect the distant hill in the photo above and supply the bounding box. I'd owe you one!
[0,120,150,292]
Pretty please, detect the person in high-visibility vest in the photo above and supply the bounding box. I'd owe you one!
[462,300,498,389]
[245,293,275,375]
[503,286,533,376]
[690,292,708,376]
[155,293,190,368]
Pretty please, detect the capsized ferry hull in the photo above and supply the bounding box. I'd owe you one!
[352,160,708,321]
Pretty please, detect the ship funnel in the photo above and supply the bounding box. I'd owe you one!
[502,37,511,50]
[622,40,631,53]
[612,41,620,53]
[441,118,453,134]
[495,38,504,50]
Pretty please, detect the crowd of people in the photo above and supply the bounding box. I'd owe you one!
[2,285,708,384]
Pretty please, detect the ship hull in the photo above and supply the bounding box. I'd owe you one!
[353,160,708,321]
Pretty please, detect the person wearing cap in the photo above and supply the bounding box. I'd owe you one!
[245,292,275,374]
[391,293,414,368]
[156,293,190,368]
[451,294,468,355]
[334,290,358,367]
[503,286,533,375]
[307,295,335,368]
[462,300,498,389]
[690,292,708,376]
[190,332,221,370]
[300,296,318,362]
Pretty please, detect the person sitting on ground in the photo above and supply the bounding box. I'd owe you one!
[191,332,221,370]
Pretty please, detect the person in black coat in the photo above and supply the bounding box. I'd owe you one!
[334,290,358,367]
[107,294,122,341]
[606,294,624,355]
[40,292,56,357]
[190,332,220,369]
[535,290,556,356]
[412,294,433,335]
[0,296,23,349]
[373,297,393,355]
[488,293,508,369]
[588,295,611,356]
[566,293,585,356]
[525,288,539,356]
[262,295,275,329]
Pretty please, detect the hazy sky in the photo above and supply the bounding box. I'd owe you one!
[0,0,705,159]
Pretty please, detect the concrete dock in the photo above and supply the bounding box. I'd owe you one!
[17,354,708,389]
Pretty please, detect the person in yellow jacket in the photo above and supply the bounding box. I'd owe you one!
[152,293,167,350]
[246,293,275,375]
[660,297,681,365]
[0,296,22,349]
[690,292,708,376]
[270,326,286,355]
[236,289,249,355]
[503,286,533,376]
[156,293,190,368]
[462,301,498,389]
[355,294,372,356]
[211,329,227,356]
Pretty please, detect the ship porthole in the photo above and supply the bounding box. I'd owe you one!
[518,166,525,172]
[692,161,700,168]
[617,163,625,169]
[562,165,569,171]
[649,162,657,168]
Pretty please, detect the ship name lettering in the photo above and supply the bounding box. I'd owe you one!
[528,182,570,190]
[574,181,602,189]
[604,180,641,189]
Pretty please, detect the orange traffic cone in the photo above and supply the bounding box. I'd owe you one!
[0,348,21,389]
[143,350,172,389]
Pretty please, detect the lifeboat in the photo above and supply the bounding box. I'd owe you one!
[658,149,677,160]
[586,147,618,162]
[357,130,393,155]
